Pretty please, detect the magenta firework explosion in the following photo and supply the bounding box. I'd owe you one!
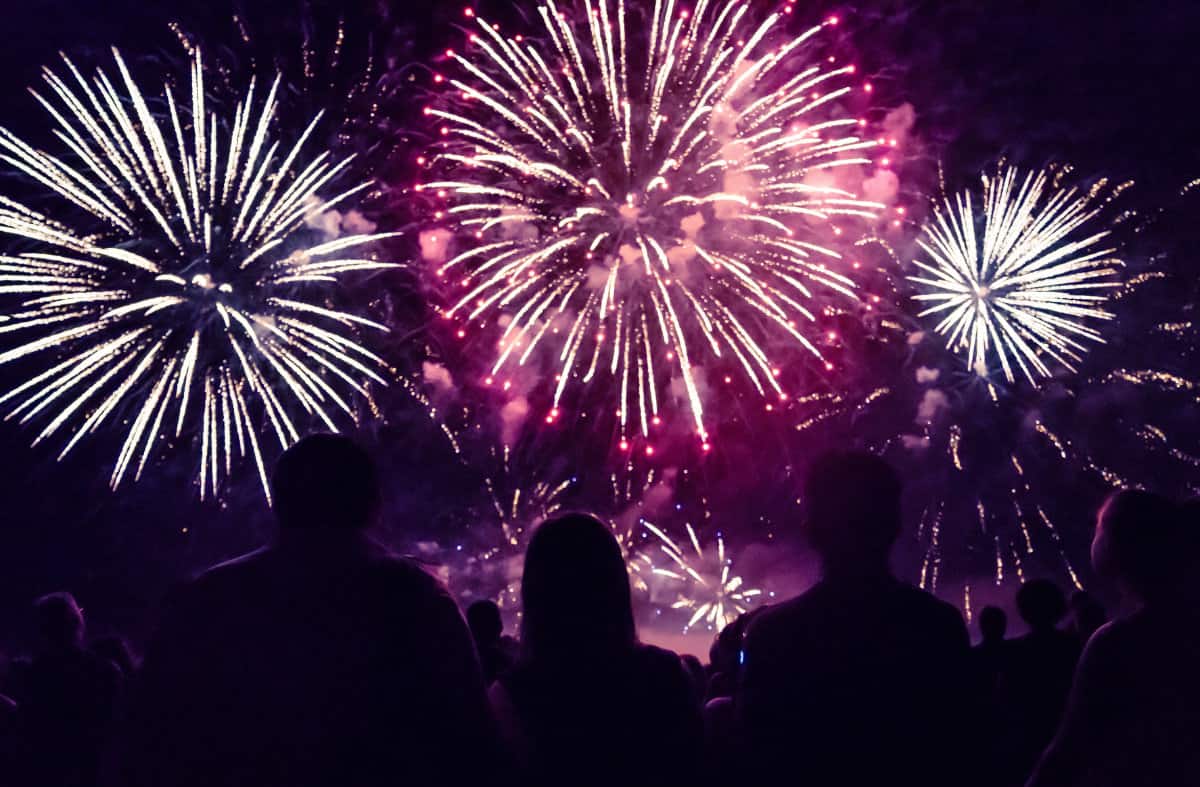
[421,0,883,446]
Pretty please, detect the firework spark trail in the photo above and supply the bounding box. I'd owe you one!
[424,1,882,443]
[643,519,761,630]
[911,166,1122,384]
[0,49,398,500]
[484,442,573,546]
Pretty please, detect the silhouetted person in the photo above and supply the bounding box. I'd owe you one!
[491,513,702,787]
[738,451,972,787]
[19,592,122,787]
[467,599,516,684]
[703,611,758,783]
[1067,590,1107,644]
[707,609,757,701]
[978,605,1008,646]
[1001,579,1080,783]
[973,606,1011,786]
[973,605,1010,694]
[1028,490,1200,787]
[120,434,497,787]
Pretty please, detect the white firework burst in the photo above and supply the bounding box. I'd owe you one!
[0,49,398,501]
[911,166,1123,383]
[424,0,881,443]
[643,519,761,630]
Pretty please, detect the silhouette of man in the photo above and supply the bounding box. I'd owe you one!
[979,605,1007,643]
[1002,579,1080,782]
[1028,490,1200,786]
[974,606,1011,787]
[467,599,516,684]
[19,592,122,787]
[738,451,972,787]
[974,605,1009,688]
[120,434,497,787]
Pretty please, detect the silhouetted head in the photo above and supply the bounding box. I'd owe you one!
[979,605,1007,643]
[34,592,84,651]
[520,513,635,660]
[1093,489,1182,604]
[1016,579,1067,632]
[803,451,902,575]
[272,433,378,533]
[467,599,504,647]
[1068,590,1107,639]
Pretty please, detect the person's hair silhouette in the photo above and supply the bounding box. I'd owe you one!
[519,512,636,659]
[979,605,1007,644]
[803,450,902,575]
[493,513,703,785]
[1092,488,1183,604]
[271,432,379,532]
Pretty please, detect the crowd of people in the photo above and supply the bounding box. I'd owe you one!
[1,433,1197,786]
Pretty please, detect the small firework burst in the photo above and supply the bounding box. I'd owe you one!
[643,520,761,630]
[911,166,1123,383]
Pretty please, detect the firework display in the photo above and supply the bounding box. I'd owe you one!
[422,0,882,444]
[0,50,397,500]
[911,166,1122,383]
[0,1,1198,630]
[857,227,1200,598]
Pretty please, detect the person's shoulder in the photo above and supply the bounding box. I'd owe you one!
[191,546,273,586]
[893,582,963,621]
[163,546,274,610]
[1080,618,1133,658]
[764,588,823,621]
[739,597,807,658]
[747,586,830,634]
[365,552,450,595]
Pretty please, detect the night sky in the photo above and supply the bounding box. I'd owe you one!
[0,0,1197,649]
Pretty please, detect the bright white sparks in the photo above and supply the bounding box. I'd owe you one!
[426,1,881,441]
[644,520,761,630]
[911,167,1122,384]
[0,49,398,501]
